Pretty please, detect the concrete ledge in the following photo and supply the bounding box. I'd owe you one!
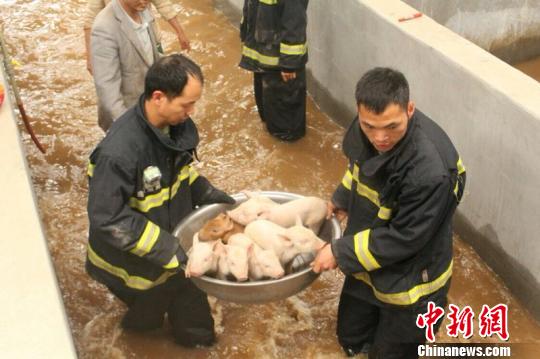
[215,0,540,321]
[0,66,76,356]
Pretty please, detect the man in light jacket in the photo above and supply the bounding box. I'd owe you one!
[91,0,160,131]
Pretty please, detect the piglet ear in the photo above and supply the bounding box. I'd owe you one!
[295,215,303,227]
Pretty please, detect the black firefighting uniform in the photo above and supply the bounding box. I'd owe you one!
[331,110,466,358]
[86,96,218,346]
[239,0,308,141]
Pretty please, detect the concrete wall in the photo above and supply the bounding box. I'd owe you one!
[216,0,540,319]
[403,0,540,64]
[0,68,76,356]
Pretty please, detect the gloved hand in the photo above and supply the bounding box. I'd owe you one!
[199,187,236,205]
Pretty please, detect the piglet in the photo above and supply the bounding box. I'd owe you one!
[215,241,249,282]
[198,212,244,243]
[185,233,219,278]
[248,244,285,281]
[258,196,327,233]
[244,219,299,265]
[227,191,279,226]
[284,216,326,253]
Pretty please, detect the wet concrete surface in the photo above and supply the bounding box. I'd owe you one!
[1,0,539,357]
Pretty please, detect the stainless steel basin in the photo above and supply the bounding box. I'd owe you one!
[172,191,342,304]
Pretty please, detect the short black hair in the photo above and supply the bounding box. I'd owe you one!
[355,67,409,114]
[144,54,204,100]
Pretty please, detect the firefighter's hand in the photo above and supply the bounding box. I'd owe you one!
[327,201,348,221]
[281,70,296,82]
[311,244,337,273]
[200,187,236,205]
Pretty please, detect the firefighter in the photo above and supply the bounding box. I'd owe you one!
[86,54,234,347]
[239,0,309,141]
[312,67,466,358]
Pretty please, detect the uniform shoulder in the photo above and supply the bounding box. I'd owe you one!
[92,112,146,166]
[406,111,459,185]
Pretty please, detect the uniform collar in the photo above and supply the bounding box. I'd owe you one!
[342,111,418,177]
[135,95,200,153]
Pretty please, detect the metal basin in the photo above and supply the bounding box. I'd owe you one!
[172,191,342,304]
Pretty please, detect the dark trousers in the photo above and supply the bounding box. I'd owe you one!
[337,278,449,359]
[253,69,306,141]
[108,273,215,347]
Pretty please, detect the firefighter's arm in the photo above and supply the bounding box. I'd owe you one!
[332,176,454,275]
[88,155,187,270]
[331,161,354,213]
[279,0,308,71]
[189,173,235,207]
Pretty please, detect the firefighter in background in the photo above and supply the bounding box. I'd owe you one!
[239,0,308,141]
[86,54,234,347]
[312,68,466,358]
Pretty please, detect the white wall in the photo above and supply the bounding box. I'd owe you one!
[0,66,76,357]
[403,0,540,63]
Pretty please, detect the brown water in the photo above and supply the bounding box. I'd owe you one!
[514,56,540,82]
[1,0,539,357]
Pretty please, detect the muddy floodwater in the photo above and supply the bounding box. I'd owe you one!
[1,0,540,357]
[514,56,540,82]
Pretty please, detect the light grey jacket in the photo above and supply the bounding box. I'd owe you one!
[91,0,160,131]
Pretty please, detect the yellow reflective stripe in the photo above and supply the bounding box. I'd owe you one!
[280,42,307,56]
[188,166,199,185]
[352,163,379,205]
[259,0,277,4]
[242,45,279,66]
[130,165,194,213]
[341,169,353,190]
[378,207,392,220]
[87,243,175,290]
[353,229,381,271]
[163,255,179,270]
[351,163,394,220]
[170,166,190,198]
[130,221,161,257]
[129,187,170,213]
[454,157,466,197]
[356,180,381,207]
[87,162,95,178]
[457,157,466,175]
[353,261,453,305]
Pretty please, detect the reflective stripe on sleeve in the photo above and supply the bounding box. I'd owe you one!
[87,243,175,290]
[163,255,179,270]
[457,157,466,174]
[87,162,95,178]
[242,45,279,66]
[454,157,466,198]
[353,229,381,271]
[130,221,161,257]
[353,260,453,306]
[341,169,353,190]
[280,42,307,56]
[259,0,277,5]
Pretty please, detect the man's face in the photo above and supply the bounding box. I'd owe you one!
[156,75,203,126]
[358,101,415,153]
[122,0,149,12]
